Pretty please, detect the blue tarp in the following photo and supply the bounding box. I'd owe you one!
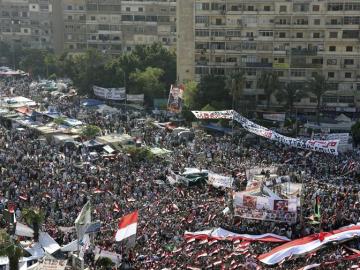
[81,99,104,107]
[201,124,233,135]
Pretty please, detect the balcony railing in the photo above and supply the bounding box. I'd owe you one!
[287,48,318,56]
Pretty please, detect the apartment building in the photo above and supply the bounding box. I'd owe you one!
[0,0,54,50]
[177,0,360,112]
[62,0,176,54]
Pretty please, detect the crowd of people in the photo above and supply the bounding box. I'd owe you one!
[0,76,360,269]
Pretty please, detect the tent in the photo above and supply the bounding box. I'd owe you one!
[80,99,104,107]
[335,113,352,123]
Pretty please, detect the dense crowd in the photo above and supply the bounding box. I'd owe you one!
[0,76,360,269]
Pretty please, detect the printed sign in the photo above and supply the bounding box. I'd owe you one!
[207,172,234,188]
[168,85,184,113]
[93,86,126,100]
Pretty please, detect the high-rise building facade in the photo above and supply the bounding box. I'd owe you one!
[62,0,176,54]
[177,0,360,112]
[0,0,54,50]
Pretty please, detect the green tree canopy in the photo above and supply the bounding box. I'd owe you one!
[0,230,22,270]
[81,125,102,139]
[276,82,307,114]
[182,80,199,110]
[351,121,360,146]
[198,75,229,110]
[129,67,165,105]
[258,71,280,109]
[306,73,328,124]
[22,208,44,242]
[225,71,245,111]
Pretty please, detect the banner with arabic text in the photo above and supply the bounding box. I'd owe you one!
[192,110,339,155]
[93,86,126,100]
[207,172,233,188]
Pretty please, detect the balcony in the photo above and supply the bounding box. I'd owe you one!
[246,62,272,68]
[287,48,318,56]
[290,63,322,68]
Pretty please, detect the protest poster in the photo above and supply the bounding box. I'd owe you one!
[207,172,234,188]
[233,192,298,223]
[167,84,184,113]
[126,94,144,103]
[93,86,126,100]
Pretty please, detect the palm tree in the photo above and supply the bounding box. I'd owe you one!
[22,208,44,242]
[306,73,328,124]
[257,71,280,109]
[276,83,307,115]
[0,230,23,270]
[96,257,114,270]
[225,71,245,112]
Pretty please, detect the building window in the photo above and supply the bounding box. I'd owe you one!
[323,96,338,103]
[296,32,303,38]
[314,19,320,25]
[345,72,352,78]
[67,5,72,10]
[291,70,306,77]
[313,5,320,11]
[278,58,285,63]
[91,16,96,21]
[246,81,252,88]
[329,46,336,52]
[339,96,354,103]
[328,72,335,78]
[327,59,337,65]
[126,7,130,12]
[280,6,287,12]
[346,46,353,52]
[279,32,286,38]
[247,6,254,11]
[138,7,143,12]
[264,6,271,11]
[329,32,338,38]
[313,32,320,38]
[344,59,354,65]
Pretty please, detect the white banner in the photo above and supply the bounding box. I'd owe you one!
[192,110,233,120]
[192,110,339,155]
[324,133,349,144]
[233,111,339,155]
[263,113,286,122]
[93,86,126,100]
[207,172,233,188]
[126,94,144,103]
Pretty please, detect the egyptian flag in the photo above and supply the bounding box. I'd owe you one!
[115,211,138,242]
[259,225,360,265]
[314,195,321,219]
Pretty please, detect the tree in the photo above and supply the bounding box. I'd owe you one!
[182,80,199,110]
[306,73,328,124]
[81,125,102,139]
[53,117,67,127]
[129,67,165,104]
[96,257,114,270]
[258,71,280,109]
[19,49,48,77]
[351,121,360,147]
[276,82,306,114]
[22,208,44,243]
[198,75,228,110]
[124,146,154,162]
[0,230,23,270]
[225,71,245,111]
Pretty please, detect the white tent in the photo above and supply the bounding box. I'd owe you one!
[15,222,34,238]
[39,232,61,254]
